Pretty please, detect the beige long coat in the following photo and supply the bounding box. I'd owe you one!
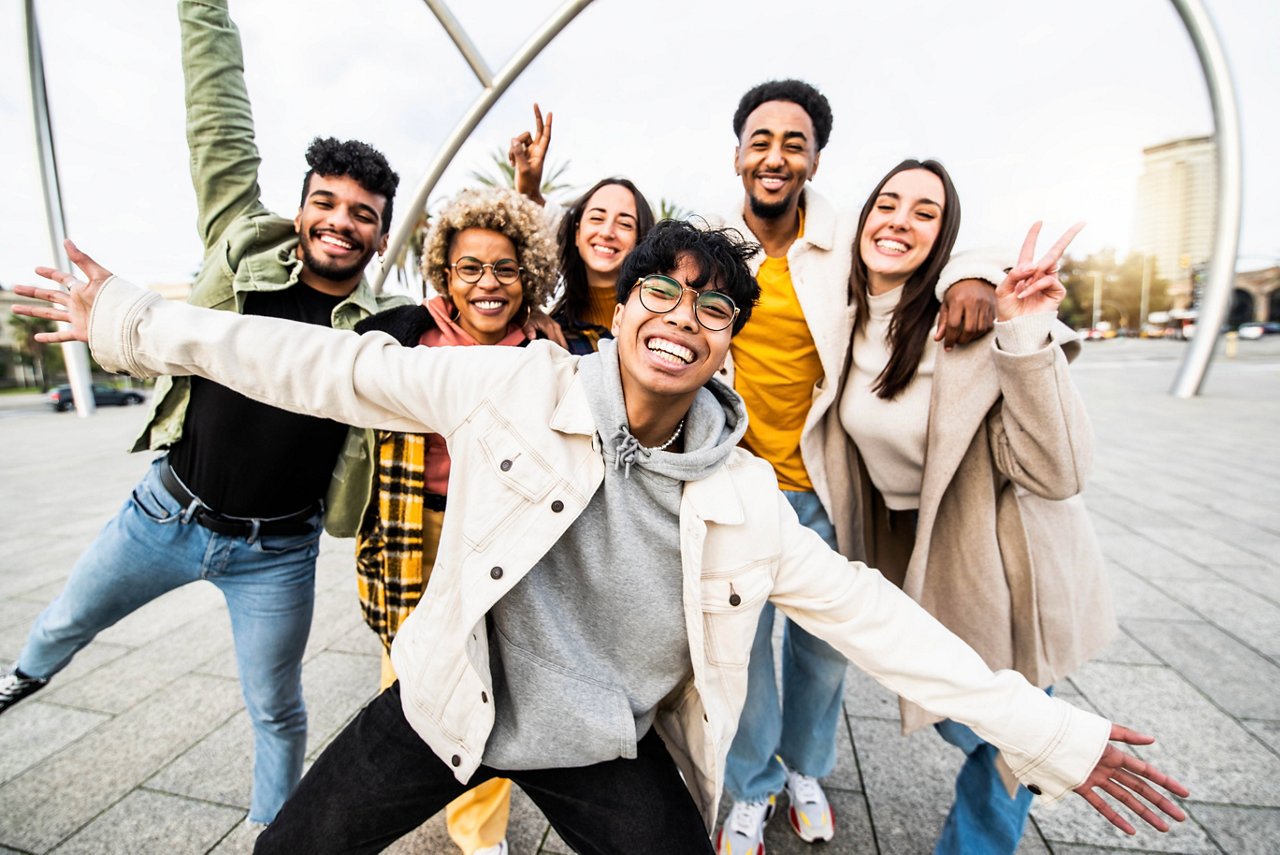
[822,320,1116,735]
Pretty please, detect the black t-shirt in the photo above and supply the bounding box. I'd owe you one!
[167,284,349,517]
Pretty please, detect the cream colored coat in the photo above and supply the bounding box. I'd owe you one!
[823,320,1117,735]
[88,277,1113,827]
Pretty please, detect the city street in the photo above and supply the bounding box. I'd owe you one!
[0,336,1277,853]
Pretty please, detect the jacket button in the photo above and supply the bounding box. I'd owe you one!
[729,593,741,607]
[551,500,564,513]
[451,754,461,767]
[500,459,513,472]
[481,691,488,703]
[1027,784,1042,796]
[490,566,503,580]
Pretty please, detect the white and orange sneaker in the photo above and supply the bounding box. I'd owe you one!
[784,768,834,843]
[715,795,776,855]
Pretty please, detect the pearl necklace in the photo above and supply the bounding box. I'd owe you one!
[644,418,685,452]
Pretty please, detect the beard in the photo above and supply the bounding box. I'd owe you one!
[746,191,795,221]
[298,230,375,282]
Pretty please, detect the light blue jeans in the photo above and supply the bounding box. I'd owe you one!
[723,490,848,801]
[18,457,320,823]
[933,686,1053,854]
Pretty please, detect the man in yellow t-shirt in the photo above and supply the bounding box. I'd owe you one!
[715,80,998,854]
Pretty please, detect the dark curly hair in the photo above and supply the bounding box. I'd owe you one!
[551,177,656,326]
[615,219,762,336]
[300,137,400,234]
[732,79,833,151]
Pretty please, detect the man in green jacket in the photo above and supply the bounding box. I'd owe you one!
[0,0,404,826]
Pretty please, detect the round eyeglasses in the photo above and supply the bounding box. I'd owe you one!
[631,275,739,331]
[449,257,523,285]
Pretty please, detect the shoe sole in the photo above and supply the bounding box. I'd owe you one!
[787,802,835,843]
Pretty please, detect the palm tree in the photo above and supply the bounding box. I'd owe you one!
[655,198,690,221]
[469,148,574,200]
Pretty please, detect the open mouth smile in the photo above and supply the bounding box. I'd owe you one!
[646,336,695,365]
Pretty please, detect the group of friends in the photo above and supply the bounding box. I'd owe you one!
[3,2,1190,853]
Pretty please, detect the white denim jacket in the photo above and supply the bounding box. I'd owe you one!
[88,277,1110,827]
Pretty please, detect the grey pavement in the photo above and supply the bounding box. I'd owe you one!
[0,336,1277,853]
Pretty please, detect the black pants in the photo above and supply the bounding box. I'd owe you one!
[255,683,713,854]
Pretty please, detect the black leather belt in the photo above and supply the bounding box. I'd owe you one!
[424,492,447,512]
[160,464,319,540]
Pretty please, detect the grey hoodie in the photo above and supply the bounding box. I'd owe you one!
[483,340,748,770]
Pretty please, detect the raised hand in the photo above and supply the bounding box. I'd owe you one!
[1073,724,1189,835]
[995,221,1085,321]
[11,240,115,344]
[508,102,553,205]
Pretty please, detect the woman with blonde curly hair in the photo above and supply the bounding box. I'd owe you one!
[339,186,556,855]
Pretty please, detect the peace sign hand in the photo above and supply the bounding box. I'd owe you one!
[995,221,1084,321]
[11,239,114,344]
[508,102,553,205]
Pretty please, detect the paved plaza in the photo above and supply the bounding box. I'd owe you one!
[0,337,1277,854]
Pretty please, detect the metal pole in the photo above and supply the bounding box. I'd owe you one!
[1139,255,1152,332]
[1167,0,1243,398]
[372,0,594,293]
[25,0,95,416]
[1091,272,1102,331]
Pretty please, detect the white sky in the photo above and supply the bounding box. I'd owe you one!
[1,0,1277,290]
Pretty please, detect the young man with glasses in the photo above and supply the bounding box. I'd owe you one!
[0,0,404,827]
[17,222,1187,852]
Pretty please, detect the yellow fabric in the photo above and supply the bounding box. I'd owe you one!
[381,654,511,852]
[583,284,618,330]
[730,210,821,491]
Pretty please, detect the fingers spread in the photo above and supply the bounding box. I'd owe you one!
[1038,221,1086,269]
[1018,221,1044,269]
[1079,787,1137,835]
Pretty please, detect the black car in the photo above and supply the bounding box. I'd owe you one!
[48,383,145,412]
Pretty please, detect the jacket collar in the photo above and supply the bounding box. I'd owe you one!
[920,335,1001,505]
[725,185,836,260]
[549,371,599,438]
[681,456,746,525]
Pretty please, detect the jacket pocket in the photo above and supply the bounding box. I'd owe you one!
[700,562,773,669]
[461,420,556,550]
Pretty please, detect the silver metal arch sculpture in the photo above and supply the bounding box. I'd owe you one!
[25,0,1241,397]
[1167,0,1243,398]
[370,0,595,293]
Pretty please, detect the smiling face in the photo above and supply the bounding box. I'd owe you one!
[575,183,640,284]
[611,252,733,415]
[446,228,524,344]
[734,100,820,221]
[858,168,946,294]
[294,174,389,291]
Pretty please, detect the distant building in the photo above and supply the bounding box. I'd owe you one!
[1132,136,1216,309]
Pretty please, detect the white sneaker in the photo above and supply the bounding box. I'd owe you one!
[784,768,834,843]
[715,795,775,855]
[474,841,508,855]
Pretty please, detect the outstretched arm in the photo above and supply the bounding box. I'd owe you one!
[508,103,552,206]
[180,0,265,252]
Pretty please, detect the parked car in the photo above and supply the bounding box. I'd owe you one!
[1237,321,1280,341]
[48,383,145,412]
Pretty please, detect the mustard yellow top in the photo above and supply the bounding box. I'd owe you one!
[584,284,618,330]
[730,211,822,491]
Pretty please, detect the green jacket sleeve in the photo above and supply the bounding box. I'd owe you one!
[180,0,265,255]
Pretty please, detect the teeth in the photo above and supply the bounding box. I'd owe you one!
[592,245,617,256]
[319,234,355,250]
[473,300,504,310]
[876,239,909,253]
[647,338,693,364]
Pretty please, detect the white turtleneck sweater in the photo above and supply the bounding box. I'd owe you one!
[839,285,1054,510]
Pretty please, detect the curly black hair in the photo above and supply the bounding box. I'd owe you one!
[615,219,762,336]
[300,137,400,234]
[732,79,833,151]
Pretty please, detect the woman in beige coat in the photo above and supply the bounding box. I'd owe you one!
[822,159,1115,854]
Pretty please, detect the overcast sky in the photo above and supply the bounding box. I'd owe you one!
[1,0,1276,293]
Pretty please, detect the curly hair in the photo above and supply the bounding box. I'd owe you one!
[616,219,762,336]
[732,79,834,151]
[422,187,558,317]
[301,137,400,234]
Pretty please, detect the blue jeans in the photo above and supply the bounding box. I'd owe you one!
[933,686,1053,855]
[18,457,320,823]
[723,490,848,801]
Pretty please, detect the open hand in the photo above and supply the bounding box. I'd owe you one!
[10,240,113,344]
[996,221,1085,321]
[1073,724,1189,835]
[508,102,553,205]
